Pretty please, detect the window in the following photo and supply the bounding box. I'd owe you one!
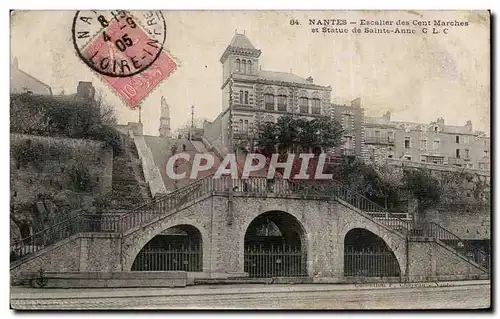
[456,135,460,144]
[433,140,440,151]
[404,155,412,161]
[344,136,353,149]
[404,137,410,149]
[387,152,394,159]
[375,130,381,137]
[484,150,489,158]
[465,149,470,158]
[299,97,309,113]
[247,60,252,74]
[420,139,427,150]
[456,149,460,158]
[277,95,287,111]
[464,136,470,145]
[388,131,394,142]
[265,94,274,110]
[434,126,438,132]
[242,60,247,73]
[239,119,243,132]
[236,59,241,72]
[343,115,351,129]
[311,98,321,114]
[479,163,485,170]
[244,91,249,105]
[239,90,244,104]
[244,120,249,132]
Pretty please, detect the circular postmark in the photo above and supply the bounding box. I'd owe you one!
[72,10,166,77]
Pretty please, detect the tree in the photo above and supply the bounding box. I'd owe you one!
[95,92,117,125]
[402,167,441,222]
[256,115,343,154]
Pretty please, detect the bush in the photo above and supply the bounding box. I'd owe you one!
[10,93,122,152]
[68,158,99,192]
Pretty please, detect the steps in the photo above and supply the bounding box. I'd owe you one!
[109,134,151,210]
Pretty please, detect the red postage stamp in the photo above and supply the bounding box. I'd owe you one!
[72,10,176,108]
[98,51,176,109]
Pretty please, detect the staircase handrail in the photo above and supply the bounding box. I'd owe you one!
[118,174,216,231]
[418,221,490,271]
[286,178,412,233]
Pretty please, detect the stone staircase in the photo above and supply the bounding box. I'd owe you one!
[10,169,490,275]
[107,134,151,211]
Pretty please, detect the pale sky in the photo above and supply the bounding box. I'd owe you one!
[10,10,490,136]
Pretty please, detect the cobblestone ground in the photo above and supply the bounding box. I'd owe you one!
[10,282,490,310]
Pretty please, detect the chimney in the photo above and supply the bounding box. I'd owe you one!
[465,120,473,132]
[351,98,361,108]
[306,76,314,83]
[383,111,391,121]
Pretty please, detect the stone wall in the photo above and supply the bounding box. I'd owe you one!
[12,191,489,283]
[80,233,122,272]
[424,207,490,240]
[133,135,167,197]
[10,134,113,236]
[203,110,230,155]
[11,235,82,281]
[408,239,488,281]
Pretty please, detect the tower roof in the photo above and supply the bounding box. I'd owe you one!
[229,33,256,50]
[220,32,261,63]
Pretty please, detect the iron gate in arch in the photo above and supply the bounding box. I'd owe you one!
[131,244,202,272]
[131,225,203,272]
[244,244,307,278]
[344,246,401,277]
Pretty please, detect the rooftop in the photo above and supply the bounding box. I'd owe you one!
[229,33,256,50]
[258,70,312,85]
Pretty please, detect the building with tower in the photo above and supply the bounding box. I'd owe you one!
[204,31,365,159]
[159,96,171,137]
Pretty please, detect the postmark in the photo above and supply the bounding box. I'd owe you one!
[72,10,166,77]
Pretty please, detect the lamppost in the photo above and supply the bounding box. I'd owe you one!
[189,105,194,140]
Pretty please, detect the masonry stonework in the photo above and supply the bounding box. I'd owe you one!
[11,193,488,283]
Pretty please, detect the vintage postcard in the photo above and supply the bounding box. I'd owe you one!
[9,10,490,310]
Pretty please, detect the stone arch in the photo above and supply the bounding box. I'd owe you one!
[241,210,309,277]
[131,224,203,272]
[263,115,275,123]
[264,86,276,95]
[298,89,309,98]
[123,218,210,272]
[339,222,406,277]
[343,228,401,277]
[277,87,288,96]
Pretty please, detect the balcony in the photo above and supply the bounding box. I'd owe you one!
[447,157,465,167]
[364,136,395,145]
